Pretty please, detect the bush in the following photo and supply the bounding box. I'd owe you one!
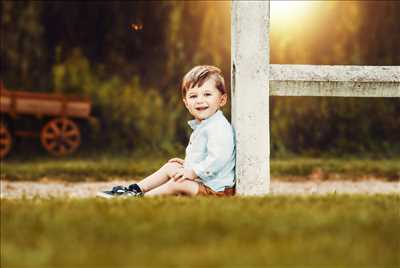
[52,49,400,157]
[52,48,186,154]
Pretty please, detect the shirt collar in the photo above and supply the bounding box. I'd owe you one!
[188,110,223,130]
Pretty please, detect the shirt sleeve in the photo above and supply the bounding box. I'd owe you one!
[192,125,235,181]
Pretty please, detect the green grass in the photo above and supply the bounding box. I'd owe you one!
[0,153,167,182]
[272,157,400,181]
[1,195,399,268]
[1,153,399,181]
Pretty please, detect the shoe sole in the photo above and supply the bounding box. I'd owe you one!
[96,192,114,199]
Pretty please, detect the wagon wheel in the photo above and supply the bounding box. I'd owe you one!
[0,123,12,159]
[41,118,81,156]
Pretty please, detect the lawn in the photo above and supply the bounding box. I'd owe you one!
[1,153,399,182]
[1,195,399,268]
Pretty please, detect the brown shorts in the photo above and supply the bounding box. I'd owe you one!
[197,183,235,197]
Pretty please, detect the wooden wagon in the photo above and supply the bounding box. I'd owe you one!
[0,82,92,158]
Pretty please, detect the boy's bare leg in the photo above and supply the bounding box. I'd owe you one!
[145,179,199,196]
[136,162,183,193]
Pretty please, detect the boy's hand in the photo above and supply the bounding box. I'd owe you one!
[172,168,184,181]
[172,168,197,182]
[168,158,184,165]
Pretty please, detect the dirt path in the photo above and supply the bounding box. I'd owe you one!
[1,179,399,198]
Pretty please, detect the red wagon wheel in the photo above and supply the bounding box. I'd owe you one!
[0,123,12,159]
[41,118,81,156]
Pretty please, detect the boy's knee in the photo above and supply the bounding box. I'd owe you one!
[165,179,195,195]
[162,162,182,177]
[165,178,176,186]
[164,179,180,192]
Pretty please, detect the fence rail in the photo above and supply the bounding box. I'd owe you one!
[270,65,400,97]
[232,1,399,196]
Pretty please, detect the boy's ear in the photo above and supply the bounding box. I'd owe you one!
[183,98,188,109]
[220,94,227,107]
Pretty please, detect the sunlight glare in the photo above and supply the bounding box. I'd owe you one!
[271,0,315,26]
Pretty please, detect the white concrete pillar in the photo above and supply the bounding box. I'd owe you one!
[231,1,270,195]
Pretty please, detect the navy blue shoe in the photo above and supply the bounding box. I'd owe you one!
[96,185,143,199]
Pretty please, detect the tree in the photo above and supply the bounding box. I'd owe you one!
[1,1,48,90]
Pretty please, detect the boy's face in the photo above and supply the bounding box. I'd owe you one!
[183,79,227,122]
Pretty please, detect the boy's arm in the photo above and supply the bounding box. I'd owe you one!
[173,168,197,182]
[172,167,197,182]
[168,158,184,165]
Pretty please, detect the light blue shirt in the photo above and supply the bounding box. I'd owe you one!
[184,110,236,192]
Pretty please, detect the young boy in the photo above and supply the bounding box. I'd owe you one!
[97,65,235,198]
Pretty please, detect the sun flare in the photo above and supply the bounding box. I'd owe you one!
[271,0,315,26]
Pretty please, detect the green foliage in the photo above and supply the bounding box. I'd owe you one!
[0,1,48,90]
[1,1,399,155]
[53,48,94,95]
[269,1,400,157]
[270,97,400,157]
[2,195,399,267]
[51,48,187,153]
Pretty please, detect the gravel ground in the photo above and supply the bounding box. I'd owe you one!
[1,179,399,198]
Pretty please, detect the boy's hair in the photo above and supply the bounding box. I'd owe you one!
[181,65,226,98]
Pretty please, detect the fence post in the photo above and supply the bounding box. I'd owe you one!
[232,1,270,195]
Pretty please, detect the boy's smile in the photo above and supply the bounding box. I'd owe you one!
[183,79,227,122]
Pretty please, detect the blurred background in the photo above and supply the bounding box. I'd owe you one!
[1,0,399,158]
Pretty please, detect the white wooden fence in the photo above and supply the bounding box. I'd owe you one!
[231,1,400,196]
